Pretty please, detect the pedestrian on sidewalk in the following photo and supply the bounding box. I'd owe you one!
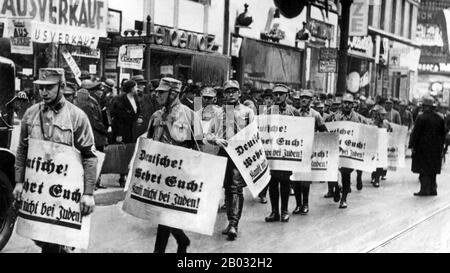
[148,77,202,253]
[409,95,446,196]
[206,80,255,241]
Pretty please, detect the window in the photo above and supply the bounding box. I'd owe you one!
[400,0,405,36]
[380,0,386,30]
[368,5,374,28]
[391,0,397,34]
[409,5,415,39]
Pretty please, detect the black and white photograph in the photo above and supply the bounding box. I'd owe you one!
[0,0,450,265]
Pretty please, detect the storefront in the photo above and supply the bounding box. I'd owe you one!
[346,35,376,98]
[108,23,230,86]
[0,0,109,91]
[232,36,304,90]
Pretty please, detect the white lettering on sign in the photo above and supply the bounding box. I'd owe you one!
[349,0,369,36]
[348,36,374,58]
[418,63,450,73]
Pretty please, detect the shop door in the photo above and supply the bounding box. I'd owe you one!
[176,65,191,84]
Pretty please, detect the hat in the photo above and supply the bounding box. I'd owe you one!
[300,89,314,98]
[81,79,102,90]
[102,79,116,88]
[314,101,325,108]
[122,80,137,93]
[342,93,354,103]
[359,95,367,101]
[223,80,240,91]
[156,77,182,93]
[421,95,435,106]
[385,98,394,104]
[34,68,66,86]
[366,98,375,106]
[262,89,273,98]
[392,97,400,104]
[201,87,217,97]
[399,99,408,106]
[291,90,301,99]
[63,82,77,95]
[373,105,387,115]
[131,75,147,84]
[273,84,289,93]
[332,97,342,105]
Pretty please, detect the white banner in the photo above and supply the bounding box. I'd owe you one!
[61,48,81,85]
[117,44,144,70]
[291,133,340,182]
[0,0,108,48]
[225,121,271,198]
[376,128,388,168]
[16,139,91,249]
[326,121,379,172]
[257,115,315,172]
[8,18,33,54]
[388,124,409,169]
[122,138,227,236]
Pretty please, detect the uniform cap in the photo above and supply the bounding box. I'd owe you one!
[131,75,147,84]
[374,105,387,115]
[103,79,116,88]
[359,95,367,101]
[314,101,325,108]
[34,68,65,85]
[223,80,240,91]
[201,87,217,97]
[300,89,314,98]
[366,98,376,106]
[332,97,342,105]
[291,90,301,99]
[156,77,182,92]
[421,95,435,106]
[262,89,273,98]
[81,79,102,90]
[273,84,289,93]
[342,93,354,103]
[63,82,77,95]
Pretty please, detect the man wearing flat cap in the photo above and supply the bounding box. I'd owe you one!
[263,84,299,223]
[409,95,446,197]
[325,93,369,209]
[206,80,255,241]
[147,77,203,253]
[13,68,97,253]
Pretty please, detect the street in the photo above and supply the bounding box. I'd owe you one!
[3,157,450,253]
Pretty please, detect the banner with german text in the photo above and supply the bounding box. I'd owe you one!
[376,128,388,168]
[325,121,379,172]
[225,121,271,198]
[291,132,340,182]
[122,138,227,236]
[16,139,91,249]
[257,115,315,172]
[388,124,409,169]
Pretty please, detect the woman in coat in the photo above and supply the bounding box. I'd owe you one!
[409,95,446,196]
[110,80,143,186]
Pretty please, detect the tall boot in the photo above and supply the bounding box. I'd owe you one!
[324,182,334,198]
[356,171,363,190]
[227,194,242,240]
[293,183,302,214]
[300,182,310,215]
[414,174,428,196]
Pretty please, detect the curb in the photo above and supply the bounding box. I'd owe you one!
[94,188,126,206]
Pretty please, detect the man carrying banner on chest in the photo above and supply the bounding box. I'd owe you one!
[325,94,369,209]
[263,84,299,223]
[147,77,203,253]
[291,90,328,215]
[206,80,255,241]
[13,68,98,253]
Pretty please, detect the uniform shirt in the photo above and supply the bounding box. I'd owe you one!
[386,109,402,125]
[264,103,298,116]
[206,102,255,143]
[147,98,202,149]
[15,97,98,195]
[297,107,327,132]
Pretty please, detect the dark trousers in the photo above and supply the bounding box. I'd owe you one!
[34,241,71,253]
[154,225,190,253]
[293,181,310,207]
[356,170,362,182]
[258,185,269,198]
[340,168,353,202]
[371,168,384,183]
[268,171,291,214]
[224,159,245,228]
[418,173,437,194]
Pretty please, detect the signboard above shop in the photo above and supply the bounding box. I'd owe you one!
[348,36,374,59]
[0,0,108,49]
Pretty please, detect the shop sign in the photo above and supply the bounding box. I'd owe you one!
[231,36,243,57]
[348,36,374,59]
[320,47,338,60]
[308,19,334,41]
[117,44,144,70]
[71,47,101,59]
[416,24,444,47]
[107,9,121,33]
[153,24,217,52]
[8,18,33,55]
[0,0,109,49]
[418,63,450,73]
[390,42,421,70]
[160,65,173,75]
[105,58,117,70]
[319,60,337,73]
[349,0,369,36]
[61,47,81,85]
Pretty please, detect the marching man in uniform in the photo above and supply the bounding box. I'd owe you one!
[147,77,203,253]
[206,80,255,241]
[13,68,98,253]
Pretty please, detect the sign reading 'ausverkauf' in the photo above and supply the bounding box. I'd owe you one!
[0,0,108,48]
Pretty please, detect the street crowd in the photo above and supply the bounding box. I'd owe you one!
[10,68,450,253]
